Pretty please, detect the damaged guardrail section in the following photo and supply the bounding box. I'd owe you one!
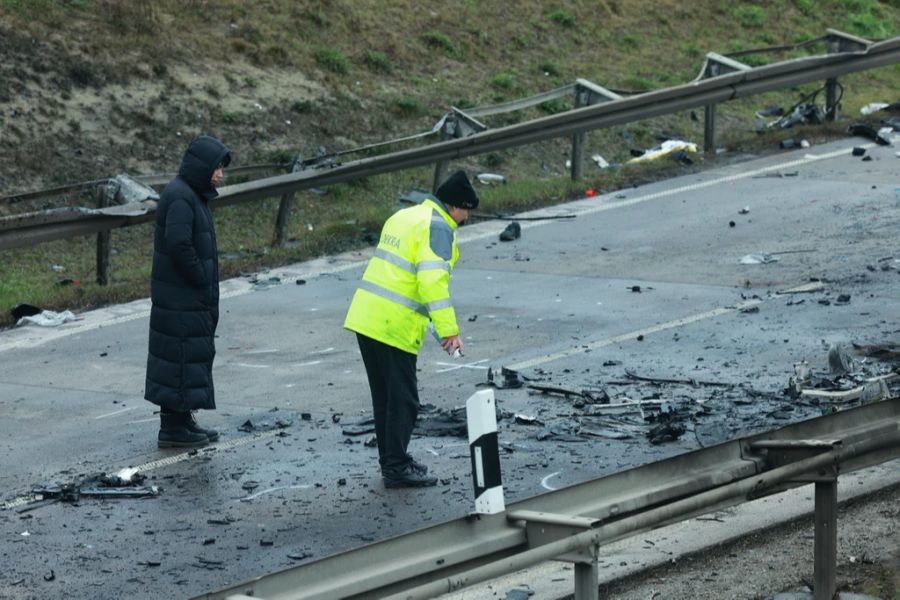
[195,397,900,600]
[2,34,899,253]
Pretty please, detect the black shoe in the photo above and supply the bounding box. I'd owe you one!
[158,411,209,448]
[408,457,428,475]
[383,464,437,488]
[184,411,219,442]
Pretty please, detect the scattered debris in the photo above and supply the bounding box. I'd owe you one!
[10,303,42,321]
[341,418,375,436]
[476,173,507,185]
[860,102,889,116]
[504,584,535,599]
[624,370,735,388]
[591,154,610,168]
[628,139,698,164]
[484,367,525,389]
[28,472,159,508]
[527,383,610,404]
[16,309,78,327]
[739,253,779,265]
[499,222,521,242]
[828,344,856,376]
[848,123,892,145]
[238,417,293,432]
[514,414,542,426]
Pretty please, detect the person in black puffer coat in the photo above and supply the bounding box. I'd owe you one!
[145,135,231,448]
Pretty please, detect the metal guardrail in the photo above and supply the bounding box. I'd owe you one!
[2,31,898,254]
[194,397,900,600]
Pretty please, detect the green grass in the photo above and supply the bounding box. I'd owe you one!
[422,30,462,59]
[314,46,350,74]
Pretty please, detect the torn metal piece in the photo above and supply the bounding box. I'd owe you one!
[800,374,895,404]
[828,344,856,375]
[624,370,734,388]
[526,383,609,403]
[484,367,525,389]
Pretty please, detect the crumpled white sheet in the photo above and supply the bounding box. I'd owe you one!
[17,310,78,327]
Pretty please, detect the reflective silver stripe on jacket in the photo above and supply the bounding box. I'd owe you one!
[374,248,450,274]
[359,280,428,316]
[373,248,415,273]
[417,260,450,273]
[425,297,453,312]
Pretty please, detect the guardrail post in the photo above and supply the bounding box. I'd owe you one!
[96,184,111,285]
[823,30,871,122]
[432,115,457,193]
[703,103,717,156]
[574,551,599,600]
[273,155,303,247]
[813,479,837,600]
[701,53,751,155]
[570,86,588,181]
[824,36,840,122]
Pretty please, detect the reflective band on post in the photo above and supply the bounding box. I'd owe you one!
[467,389,504,514]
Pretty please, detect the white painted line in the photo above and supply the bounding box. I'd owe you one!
[243,349,279,355]
[290,360,323,368]
[235,363,271,369]
[435,358,490,373]
[238,484,312,502]
[541,471,562,491]
[0,144,863,355]
[95,406,135,420]
[507,282,821,372]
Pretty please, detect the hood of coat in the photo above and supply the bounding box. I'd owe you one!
[178,135,231,200]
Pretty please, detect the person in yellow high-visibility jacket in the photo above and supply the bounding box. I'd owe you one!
[344,170,479,488]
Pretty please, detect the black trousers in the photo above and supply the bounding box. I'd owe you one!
[356,333,420,472]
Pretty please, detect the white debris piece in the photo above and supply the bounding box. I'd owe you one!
[17,310,78,327]
[738,252,779,265]
[860,102,888,115]
[591,154,610,168]
[476,173,507,185]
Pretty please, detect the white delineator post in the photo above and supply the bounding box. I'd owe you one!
[466,389,504,514]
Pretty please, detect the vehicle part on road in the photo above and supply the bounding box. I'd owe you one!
[499,222,521,242]
[29,473,159,509]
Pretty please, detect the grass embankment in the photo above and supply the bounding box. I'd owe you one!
[0,0,898,327]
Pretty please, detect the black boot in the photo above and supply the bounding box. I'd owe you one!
[158,411,208,448]
[184,411,219,442]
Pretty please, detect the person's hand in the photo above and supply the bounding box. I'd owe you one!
[441,334,464,357]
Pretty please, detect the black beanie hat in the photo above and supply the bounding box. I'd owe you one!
[436,170,479,209]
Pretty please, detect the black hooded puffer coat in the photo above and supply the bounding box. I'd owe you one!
[144,135,231,411]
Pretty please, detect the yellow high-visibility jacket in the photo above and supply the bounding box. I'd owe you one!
[344,198,459,354]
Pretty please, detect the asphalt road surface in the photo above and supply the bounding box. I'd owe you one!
[1,135,898,600]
